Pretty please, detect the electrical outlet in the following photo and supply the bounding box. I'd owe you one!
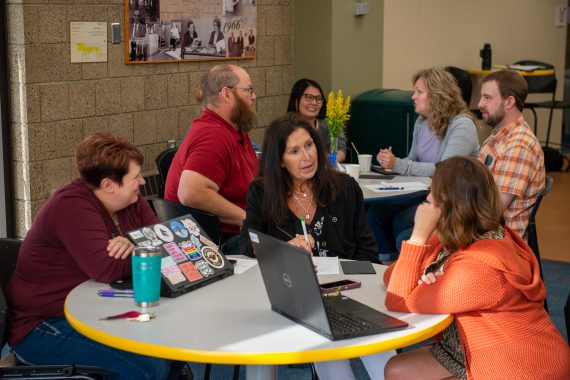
[555,4,567,27]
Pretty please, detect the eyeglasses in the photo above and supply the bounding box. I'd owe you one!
[302,93,323,104]
[230,86,255,97]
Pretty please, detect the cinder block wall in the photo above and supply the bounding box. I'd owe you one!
[6,0,294,237]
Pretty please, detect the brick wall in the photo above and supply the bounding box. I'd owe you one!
[6,0,294,237]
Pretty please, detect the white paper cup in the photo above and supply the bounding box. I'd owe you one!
[344,164,360,180]
[358,154,372,172]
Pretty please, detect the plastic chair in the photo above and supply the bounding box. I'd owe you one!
[151,198,222,249]
[444,66,482,118]
[0,238,113,379]
[155,147,178,198]
[513,60,570,148]
[525,175,554,312]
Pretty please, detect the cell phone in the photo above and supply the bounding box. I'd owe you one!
[319,279,361,293]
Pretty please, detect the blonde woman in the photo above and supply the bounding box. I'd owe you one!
[368,68,480,261]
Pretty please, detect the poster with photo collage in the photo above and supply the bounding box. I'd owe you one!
[125,0,257,63]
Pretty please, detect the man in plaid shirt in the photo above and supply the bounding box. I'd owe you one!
[477,70,545,239]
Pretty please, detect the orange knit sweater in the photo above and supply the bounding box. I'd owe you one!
[384,227,570,379]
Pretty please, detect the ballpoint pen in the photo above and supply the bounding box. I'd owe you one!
[300,217,311,247]
[98,289,134,298]
[378,186,404,190]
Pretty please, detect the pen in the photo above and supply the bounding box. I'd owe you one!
[378,186,404,190]
[300,217,310,246]
[98,289,134,298]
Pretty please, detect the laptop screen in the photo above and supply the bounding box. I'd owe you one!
[127,214,233,297]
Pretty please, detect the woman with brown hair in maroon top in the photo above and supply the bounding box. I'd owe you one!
[6,133,186,380]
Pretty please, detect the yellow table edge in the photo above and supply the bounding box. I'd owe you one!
[468,68,555,77]
[65,301,453,365]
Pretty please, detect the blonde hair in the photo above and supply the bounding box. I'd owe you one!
[412,68,475,139]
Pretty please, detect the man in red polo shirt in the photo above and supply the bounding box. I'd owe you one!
[165,64,258,254]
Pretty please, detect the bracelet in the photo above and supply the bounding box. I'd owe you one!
[405,240,430,247]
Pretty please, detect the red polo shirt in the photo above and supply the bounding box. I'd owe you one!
[165,108,258,236]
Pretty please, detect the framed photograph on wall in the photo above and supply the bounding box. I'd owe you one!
[125,0,257,63]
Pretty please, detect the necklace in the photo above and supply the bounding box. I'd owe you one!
[292,193,312,220]
[293,189,313,199]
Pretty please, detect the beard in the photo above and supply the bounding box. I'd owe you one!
[230,94,257,133]
[482,103,505,128]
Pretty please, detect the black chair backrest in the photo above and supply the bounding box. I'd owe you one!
[0,238,22,292]
[151,198,222,247]
[445,66,472,105]
[155,148,178,198]
[526,175,554,302]
[0,238,21,349]
[564,292,570,344]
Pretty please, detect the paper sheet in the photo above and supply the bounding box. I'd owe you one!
[312,256,340,275]
[228,257,258,275]
[364,181,428,193]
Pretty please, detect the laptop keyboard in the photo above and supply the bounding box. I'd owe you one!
[325,304,377,333]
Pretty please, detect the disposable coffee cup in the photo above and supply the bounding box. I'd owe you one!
[132,246,162,308]
[358,154,372,172]
[344,164,360,180]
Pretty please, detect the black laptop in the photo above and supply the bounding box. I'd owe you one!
[249,229,408,341]
[126,214,233,298]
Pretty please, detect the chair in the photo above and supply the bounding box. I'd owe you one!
[155,147,178,198]
[564,292,570,344]
[513,60,570,148]
[0,239,113,379]
[151,198,222,250]
[444,66,482,118]
[526,175,554,312]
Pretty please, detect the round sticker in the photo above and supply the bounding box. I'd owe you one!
[170,220,189,238]
[201,246,224,269]
[154,224,174,242]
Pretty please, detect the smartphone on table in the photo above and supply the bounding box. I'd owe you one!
[319,279,361,294]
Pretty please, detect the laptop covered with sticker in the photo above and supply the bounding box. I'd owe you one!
[126,214,234,298]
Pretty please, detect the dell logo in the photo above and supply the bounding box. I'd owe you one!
[282,273,292,288]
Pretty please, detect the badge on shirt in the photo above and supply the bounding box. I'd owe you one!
[484,154,493,166]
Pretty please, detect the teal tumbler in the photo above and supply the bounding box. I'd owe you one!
[132,246,162,307]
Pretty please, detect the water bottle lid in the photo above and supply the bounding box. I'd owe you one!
[133,245,162,257]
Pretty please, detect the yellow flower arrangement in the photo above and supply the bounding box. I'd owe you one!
[326,89,351,138]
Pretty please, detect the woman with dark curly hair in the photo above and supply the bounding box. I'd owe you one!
[383,156,570,380]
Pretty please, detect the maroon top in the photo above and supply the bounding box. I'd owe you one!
[6,179,157,346]
[164,108,258,236]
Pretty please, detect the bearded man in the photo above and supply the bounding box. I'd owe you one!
[165,64,258,253]
[477,69,545,239]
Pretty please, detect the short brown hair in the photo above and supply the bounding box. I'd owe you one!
[197,64,240,105]
[431,156,503,253]
[482,70,528,112]
[76,133,143,188]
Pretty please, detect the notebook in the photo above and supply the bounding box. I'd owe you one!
[249,230,408,341]
[126,214,233,298]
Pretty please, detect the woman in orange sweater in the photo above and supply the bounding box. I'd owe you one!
[383,156,570,380]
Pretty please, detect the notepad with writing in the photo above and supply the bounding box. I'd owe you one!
[341,260,376,274]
